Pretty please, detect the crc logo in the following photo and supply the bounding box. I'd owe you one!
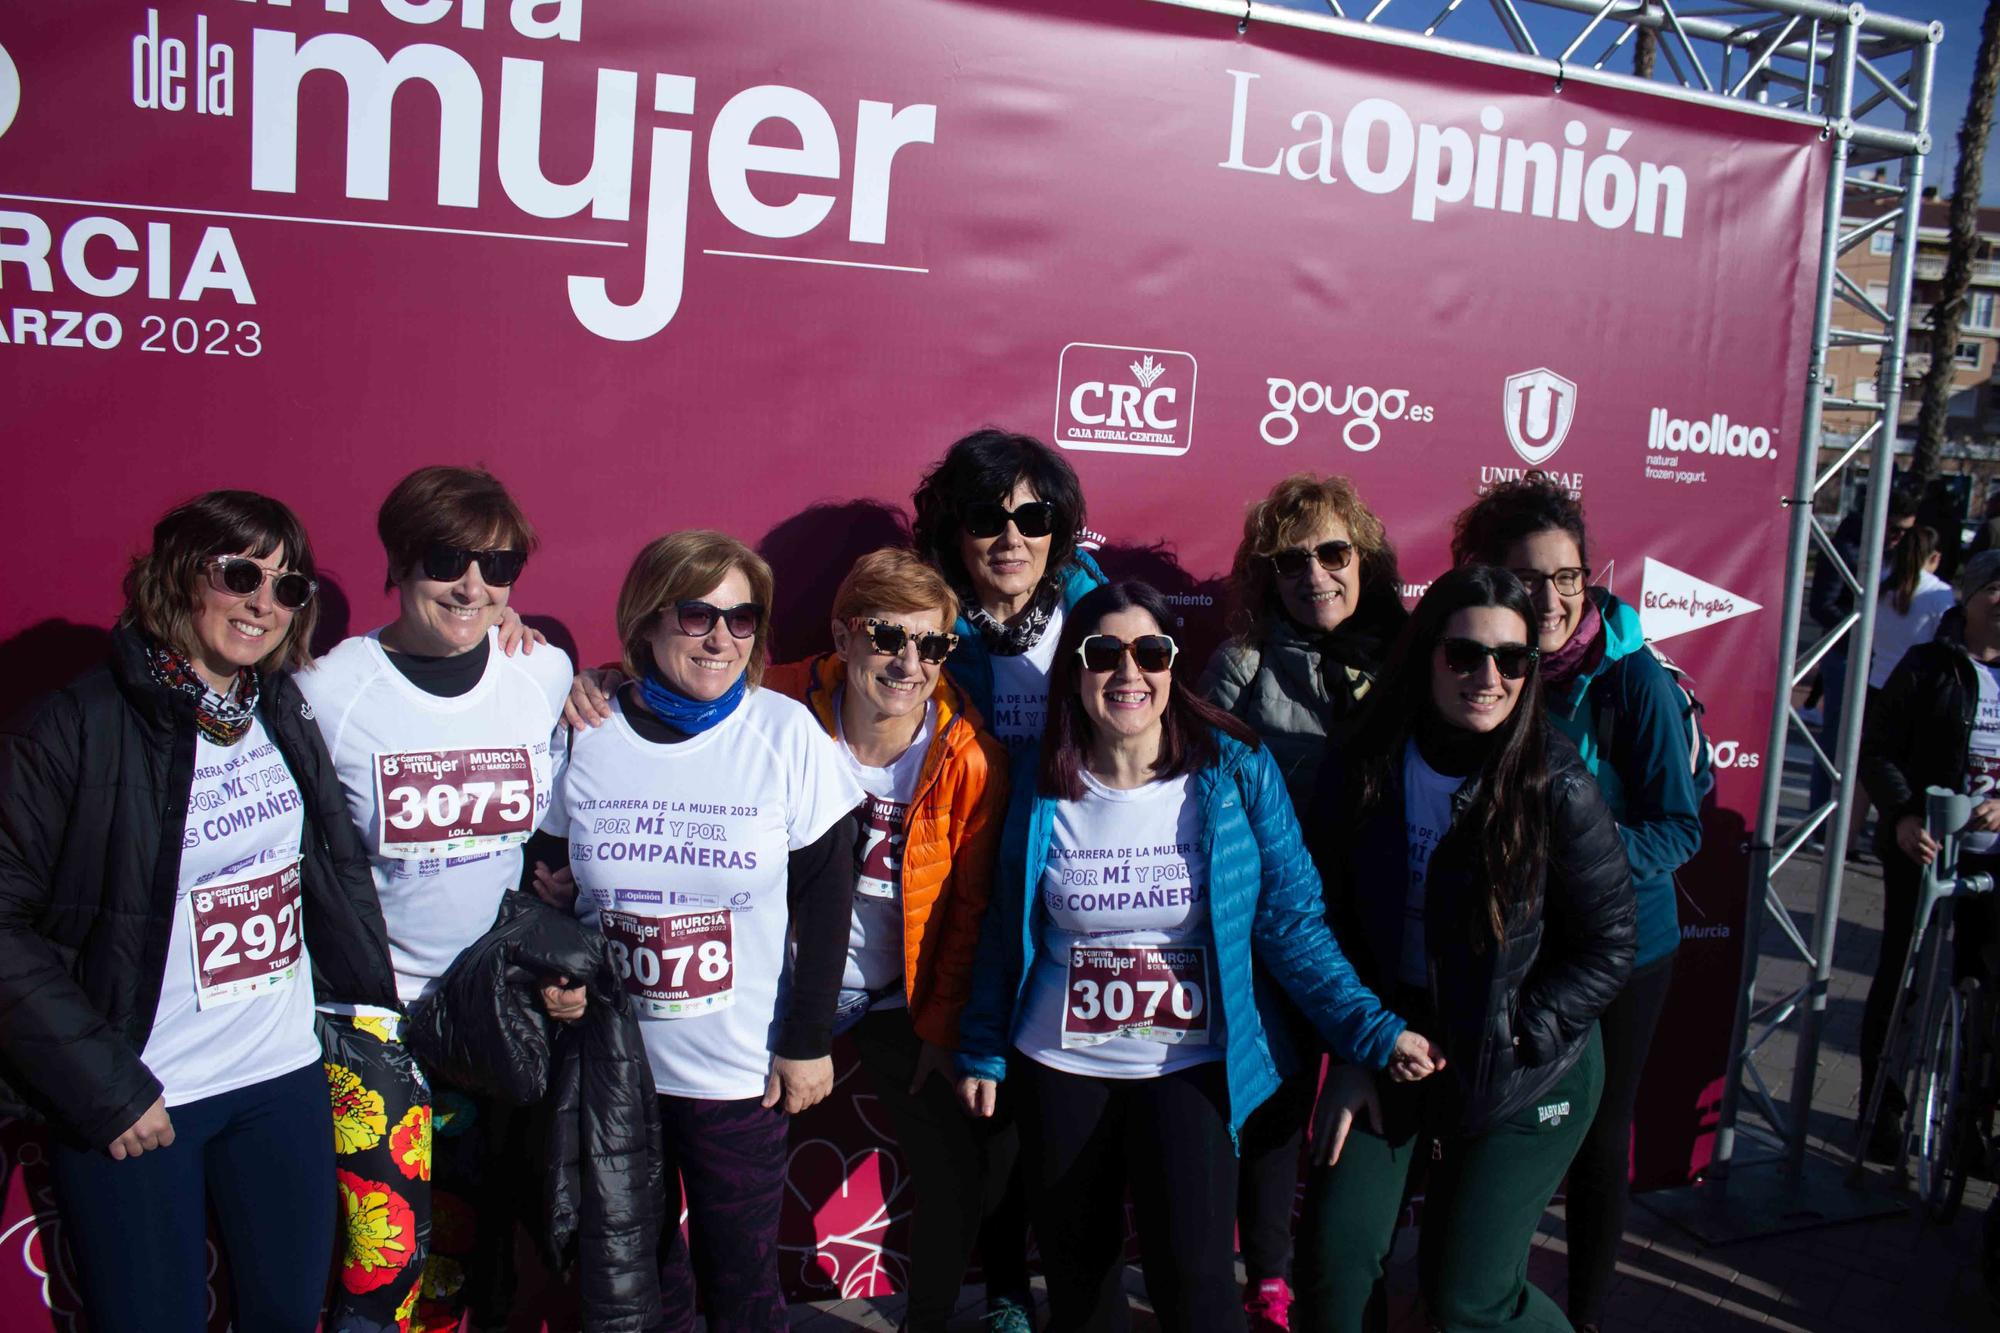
[1503,368,1577,466]
[1260,378,1433,452]
[1054,344,1197,457]
[1708,740,1761,770]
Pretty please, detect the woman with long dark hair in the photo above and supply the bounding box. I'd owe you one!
[1295,566,1634,1333]
[956,580,1442,1333]
[1867,524,1951,692]
[1449,478,1698,1332]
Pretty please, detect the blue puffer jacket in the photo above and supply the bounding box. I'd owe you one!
[943,551,1108,723]
[954,730,1407,1141]
[1543,590,1703,968]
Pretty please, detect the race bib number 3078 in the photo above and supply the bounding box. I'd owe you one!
[373,747,536,858]
[602,909,736,1019]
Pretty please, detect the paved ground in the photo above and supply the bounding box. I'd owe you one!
[787,821,2000,1330]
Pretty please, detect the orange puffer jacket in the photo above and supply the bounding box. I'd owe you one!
[763,654,1008,1048]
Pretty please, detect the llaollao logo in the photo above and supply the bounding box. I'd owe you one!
[1054,344,1197,457]
[1502,368,1576,466]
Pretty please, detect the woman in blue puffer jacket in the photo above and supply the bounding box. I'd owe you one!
[954,580,1443,1333]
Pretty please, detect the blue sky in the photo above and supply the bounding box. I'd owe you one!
[1264,0,1998,199]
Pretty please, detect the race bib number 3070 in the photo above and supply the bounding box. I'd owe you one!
[602,909,736,1019]
[189,860,304,1010]
[1061,944,1210,1048]
[373,747,536,858]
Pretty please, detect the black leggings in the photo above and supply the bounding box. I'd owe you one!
[1564,952,1674,1326]
[1020,1058,1244,1333]
[1236,1065,1317,1283]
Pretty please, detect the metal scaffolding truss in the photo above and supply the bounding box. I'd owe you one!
[1160,0,1941,1230]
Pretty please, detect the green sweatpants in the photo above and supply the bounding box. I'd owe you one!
[1294,1026,1604,1333]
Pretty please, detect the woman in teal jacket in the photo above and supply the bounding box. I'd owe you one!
[955,580,1442,1333]
[1451,477,1703,1333]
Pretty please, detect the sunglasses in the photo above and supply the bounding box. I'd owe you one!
[675,600,763,640]
[859,618,959,665]
[1439,637,1540,681]
[1269,540,1355,580]
[1509,566,1589,597]
[206,556,317,611]
[421,543,528,587]
[1077,633,1179,674]
[961,500,1056,540]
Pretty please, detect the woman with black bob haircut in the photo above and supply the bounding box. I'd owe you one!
[0,490,400,1332]
[911,428,1107,762]
[1296,566,1634,1333]
[957,580,1442,1333]
[1450,477,1701,1333]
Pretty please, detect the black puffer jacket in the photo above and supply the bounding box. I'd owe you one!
[405,893,664,1333]
[0,627,399,1147]
[1860,608,1979,852]
[1308,725,1635,1134]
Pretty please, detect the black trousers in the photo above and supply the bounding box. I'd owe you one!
[1020,1057,1245,1333]
[851,1007,1026,1331]
[1236,1065,1317,1283]
[1564,952,1674,1325]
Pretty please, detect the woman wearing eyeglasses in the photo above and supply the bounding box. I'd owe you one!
[955,580,1442,1333]
[761,547,1012,1333]
[1198,473,1408,1331]
[1448,478,1700,1333]
[1295,566,1634,1333]
[296,464,578,1331]
[0,490,400,1332]
[534,530,863,1331]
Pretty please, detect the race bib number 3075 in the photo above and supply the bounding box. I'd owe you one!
[373,747,536,858]
[602,909,736,1019]
[1061,944,1210,1048]
[190,860,304,1010]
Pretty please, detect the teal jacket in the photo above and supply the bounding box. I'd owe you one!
[942,551,1108,724]
[954,730,1407,1141]
[1543,590,1703,968]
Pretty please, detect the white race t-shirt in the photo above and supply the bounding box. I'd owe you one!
[1868,571,1955,689]
[837,695,933,997]
[1965,662,2000,856]
[143,718,319,1106]
[296,628,572,1002]
[1401,743,1464,989]
[1015,772,1223,1078]
[987,605,1064,760]
[548,688,864,1099]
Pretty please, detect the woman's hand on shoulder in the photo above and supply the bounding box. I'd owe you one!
[496,607,547,656]
[563,668,624,730]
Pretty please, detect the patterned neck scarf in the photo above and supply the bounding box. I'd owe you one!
[957,572,1063,657]
[145,641,261,746]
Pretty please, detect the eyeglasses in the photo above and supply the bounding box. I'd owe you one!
[961,500,1056,540]
[1077,633,1179,674]
[421,543,528,587]
[205,557,317,611]
[1439,637,1540,681]
[1269,540,1355,580]
[1509,566,1589,597]
[858,618,959,665]
[674,600,763,640]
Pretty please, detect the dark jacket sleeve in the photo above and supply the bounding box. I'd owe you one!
[1809,520,1862,630]
[1602,654,1704,883]
[777,816,857,1060]
[1858,647,1926,823]
[1513,767,1636,1066]
[0,694,163,1146]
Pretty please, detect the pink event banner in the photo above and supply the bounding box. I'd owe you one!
[0,0,1823,1317]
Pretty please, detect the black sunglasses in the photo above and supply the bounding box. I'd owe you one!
[961,500,1056,540]
[421,543,528,587]
[1269,540,1355,580]
[859,618,959,665]
[206,556,317,611]
[1439,637,1540,681]
[675,600,763,640]
[1077,633,1178,674]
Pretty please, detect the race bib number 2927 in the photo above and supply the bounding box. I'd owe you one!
[373,747,536,858]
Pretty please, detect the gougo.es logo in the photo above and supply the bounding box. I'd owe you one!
[1260,376,1434,452]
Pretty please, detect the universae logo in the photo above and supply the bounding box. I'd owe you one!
[1054,344,1198,457]
[1502,368,1577,466]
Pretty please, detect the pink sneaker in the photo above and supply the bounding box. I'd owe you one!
[1244,1277,1293,1332]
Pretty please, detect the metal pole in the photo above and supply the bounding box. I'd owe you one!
[1782,31,1933,1177]
[1710,18,1856,1190]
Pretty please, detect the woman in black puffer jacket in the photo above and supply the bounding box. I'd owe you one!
[0,491,400,1333]
[1294,566,1634,1333]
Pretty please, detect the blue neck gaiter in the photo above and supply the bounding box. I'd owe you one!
[637,664,748,735]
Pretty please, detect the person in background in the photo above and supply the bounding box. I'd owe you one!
[0,491,401,1333]
[1448,477,1700,1333]
[957,580,1443,1333]
[1297,566,1634,1333]
[764,547,1011,1333]
[1867,525,1951,692]
[1199,472,1408,1331]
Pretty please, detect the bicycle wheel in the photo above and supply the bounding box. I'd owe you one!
[1915,978,1972,1222]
